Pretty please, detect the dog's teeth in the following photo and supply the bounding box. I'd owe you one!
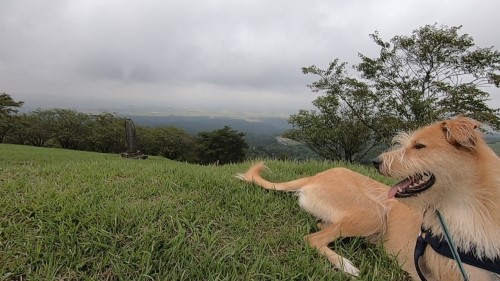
[397,187,403,192]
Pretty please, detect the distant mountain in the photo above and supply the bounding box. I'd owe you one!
[122,115,292,136]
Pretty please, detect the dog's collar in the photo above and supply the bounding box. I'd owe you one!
[414,211,500,281]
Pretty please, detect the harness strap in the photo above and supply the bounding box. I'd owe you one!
[414,232,429,281]
[414,230,500,281]
[425,233,500,275]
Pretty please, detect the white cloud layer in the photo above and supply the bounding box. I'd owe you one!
[1,0,499,116]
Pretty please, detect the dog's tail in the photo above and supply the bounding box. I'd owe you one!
[236,162,309,191]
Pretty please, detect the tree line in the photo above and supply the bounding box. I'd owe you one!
[0,95,248,165]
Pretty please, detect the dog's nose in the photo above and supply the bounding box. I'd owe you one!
[372,158,382,170]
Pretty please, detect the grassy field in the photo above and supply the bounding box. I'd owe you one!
[0,144,409,280]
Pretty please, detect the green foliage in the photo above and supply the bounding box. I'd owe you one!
[50,109,93,150]
[6,114,31,145]
[0,93,23,142]
[24,109,57,147]
[0,115,15,143]
[245,134,321,161]
[288,68,379,162]
[0,93,23,116]
[5,109,126,153]
[137,126,196,161]
[87,113,126,153]
[0,144,408,280]
[248,143,322,161]
[357,24,500,131]
[292,24,500,161]
[196,126,249,165]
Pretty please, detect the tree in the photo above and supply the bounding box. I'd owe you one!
[291,24,500,161]
[291,61,381,162]
[0,93,24,142]
[0,116,14,143]
[49,109,92,150]
[196,126,248,165]
[5,114,31,145]
[87,113,126,153]
[0,93,23,116]
[287,101,377,162]
[24,109,57,147]
[137,126,196,161]
[357,24,500,132]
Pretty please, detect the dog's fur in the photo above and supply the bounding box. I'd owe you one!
[237,117,500,280]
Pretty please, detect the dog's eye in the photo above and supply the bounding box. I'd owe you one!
[414,143,426,149]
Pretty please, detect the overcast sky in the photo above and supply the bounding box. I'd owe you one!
[1,0,499,117]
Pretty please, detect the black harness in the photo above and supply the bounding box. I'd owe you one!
[414,225,500,281]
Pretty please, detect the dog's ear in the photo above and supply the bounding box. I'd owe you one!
[441,117,480,149]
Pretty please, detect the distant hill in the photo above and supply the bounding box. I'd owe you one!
[121,114,500,158]
[122,115,292,136]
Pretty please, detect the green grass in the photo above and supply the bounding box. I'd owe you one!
[0,144,408,280]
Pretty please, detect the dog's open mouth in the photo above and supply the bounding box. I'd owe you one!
[388,173,435,198]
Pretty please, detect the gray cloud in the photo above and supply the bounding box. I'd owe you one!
[1,0,499,116]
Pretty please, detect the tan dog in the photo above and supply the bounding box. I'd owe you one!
[238,117,500,280]
[374,117,500,280]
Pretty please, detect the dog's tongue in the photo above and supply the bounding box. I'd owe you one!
[388,178,412,199]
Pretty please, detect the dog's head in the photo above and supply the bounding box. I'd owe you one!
[373,117,483,207]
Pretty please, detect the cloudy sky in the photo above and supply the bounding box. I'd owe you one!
[1,0,499,117]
